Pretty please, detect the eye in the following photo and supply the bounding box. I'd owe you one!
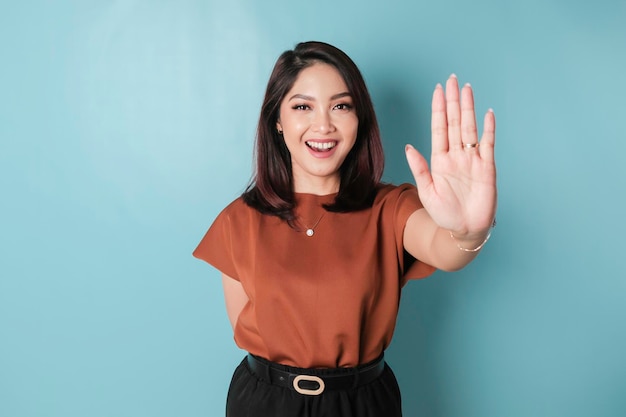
[333,103,353,111]
[292,104,310,111]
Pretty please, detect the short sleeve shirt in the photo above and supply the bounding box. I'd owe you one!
[193,183,435,368]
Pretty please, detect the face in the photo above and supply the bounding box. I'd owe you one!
[277,63,358,194]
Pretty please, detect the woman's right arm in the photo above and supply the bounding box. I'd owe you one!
[222,273,249,330]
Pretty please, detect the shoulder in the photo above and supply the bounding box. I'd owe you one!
[215,196,264,226]
[373,183,418,205]
[221,196,251,215]
[372,183,423,225]
[194,197,263,260]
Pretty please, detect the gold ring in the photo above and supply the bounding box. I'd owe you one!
[463,143,479,149]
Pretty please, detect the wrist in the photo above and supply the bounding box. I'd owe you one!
[449,219,496,252]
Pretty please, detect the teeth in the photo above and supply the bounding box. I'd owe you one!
[306,141,337,150]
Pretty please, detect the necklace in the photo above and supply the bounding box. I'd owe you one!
[301,212,325,237]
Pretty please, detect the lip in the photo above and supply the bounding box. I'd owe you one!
[305,139,338,159]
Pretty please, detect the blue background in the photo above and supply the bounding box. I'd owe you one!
[1,1,625,416]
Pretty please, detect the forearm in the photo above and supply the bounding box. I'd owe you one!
[404,208,493,272]
[429,226,492,271]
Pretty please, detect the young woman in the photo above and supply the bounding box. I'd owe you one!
[194,41,497,417]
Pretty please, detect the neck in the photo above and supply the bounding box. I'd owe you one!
[292,174,340,195]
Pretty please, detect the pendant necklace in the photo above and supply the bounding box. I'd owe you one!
[301,212,325,237]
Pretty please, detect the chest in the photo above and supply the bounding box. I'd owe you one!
[238,210,387,303]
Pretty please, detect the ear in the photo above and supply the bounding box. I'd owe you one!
[276,121,283,134]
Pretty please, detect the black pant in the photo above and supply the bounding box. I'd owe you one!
[225,356,403,417]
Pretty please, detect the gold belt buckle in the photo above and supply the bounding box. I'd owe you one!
[292,375,325,395]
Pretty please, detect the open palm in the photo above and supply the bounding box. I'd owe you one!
[405,75,497,236]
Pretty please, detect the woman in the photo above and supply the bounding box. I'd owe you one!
[194,41,496,416]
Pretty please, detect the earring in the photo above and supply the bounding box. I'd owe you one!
[277,128,283,135]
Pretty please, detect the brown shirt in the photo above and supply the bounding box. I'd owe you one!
[193,183,435,368]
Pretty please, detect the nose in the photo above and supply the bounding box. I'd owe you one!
[311,109,335,134]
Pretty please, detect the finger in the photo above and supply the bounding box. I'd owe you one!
[461,83,479,147]
[405,144,434,193]
[431,83,448,153]
[445,74,462,150]
[479,109,496,162]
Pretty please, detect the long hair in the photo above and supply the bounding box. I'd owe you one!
[242,41,384,222]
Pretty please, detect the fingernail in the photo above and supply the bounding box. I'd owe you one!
[435,83,443,89]
[450,73,457,79]
[487,108,494,113]
[464,82,471,88]
[405,144,414,152]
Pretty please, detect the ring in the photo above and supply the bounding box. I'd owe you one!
[463,142,479,149]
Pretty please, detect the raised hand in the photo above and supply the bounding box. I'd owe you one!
[405,74,497,238]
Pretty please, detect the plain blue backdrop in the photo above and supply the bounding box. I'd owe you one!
[1,1,625,416]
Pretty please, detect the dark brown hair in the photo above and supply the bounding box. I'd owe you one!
[242,41,384,222]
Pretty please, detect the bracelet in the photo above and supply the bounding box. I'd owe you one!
[450,230,491,252]
[449,218,496,252]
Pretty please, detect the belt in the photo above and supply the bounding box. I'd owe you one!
[246,354,385,396]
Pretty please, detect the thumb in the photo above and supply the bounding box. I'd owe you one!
[405,144,432,192]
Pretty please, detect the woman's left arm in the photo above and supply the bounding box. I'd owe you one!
[403,74,497,271]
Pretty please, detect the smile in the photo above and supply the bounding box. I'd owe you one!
[305,141,337,152]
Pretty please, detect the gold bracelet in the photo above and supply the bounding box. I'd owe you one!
[450,230,491,252]
[450,219,496,252]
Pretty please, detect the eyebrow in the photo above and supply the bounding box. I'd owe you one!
[288,92,352,101]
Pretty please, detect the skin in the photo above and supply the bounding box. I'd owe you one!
[404,75,497,271]
[276,63,359,195]
[223,68,497,329]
